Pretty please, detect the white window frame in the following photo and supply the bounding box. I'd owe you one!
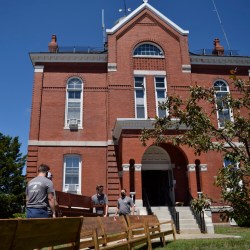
[133,42,164,58]
[154,76,167,117]
[134,76,147,119]
[63,154,82,194]
[65,77,83,129]
[214,80,233,128]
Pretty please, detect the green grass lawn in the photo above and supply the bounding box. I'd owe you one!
[148,225,250,250]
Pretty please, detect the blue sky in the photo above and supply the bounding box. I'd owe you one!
[0,0,250,167]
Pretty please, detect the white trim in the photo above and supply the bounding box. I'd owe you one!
[133,70,166,75]
[65,77,83,129]
[122,164,130,171]
[34,65,44,73]
[63,155,82,194]
[154,76,167,117]
[187,164,196,172]
[106,2,189,35]
[200,164,208,172]
[187,164,208,172]
[28,140,108,147]
[134,76,148,119]
[248,69,250,77]
[108,63,117,72]
[182,64,191,73]
[135,164,142,171]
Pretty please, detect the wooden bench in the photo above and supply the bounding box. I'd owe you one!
[126,215,176,247]
[0,219,18,250]
[79,216,151,250]
[98,216,152,250]
[56,190,97,217]
[0,217,83,250]
[80,216,106,249]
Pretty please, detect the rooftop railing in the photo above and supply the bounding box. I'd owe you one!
[191,49,240,56]
[57,46,106,53]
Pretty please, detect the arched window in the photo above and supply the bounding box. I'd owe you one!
[214,80,232,128]
[133,43,164,57]
[63,155,82,194]
[65,77,83,129]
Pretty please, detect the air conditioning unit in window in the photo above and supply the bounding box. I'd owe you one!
[64,184,79,194]
[69,119,78,130]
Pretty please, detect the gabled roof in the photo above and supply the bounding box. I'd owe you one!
[106,1,189,36]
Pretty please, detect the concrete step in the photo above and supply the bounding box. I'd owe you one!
[147,206,202,234]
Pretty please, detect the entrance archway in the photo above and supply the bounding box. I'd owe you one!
[141,146,174,206]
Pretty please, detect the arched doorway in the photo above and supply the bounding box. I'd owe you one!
[141,146,174,206]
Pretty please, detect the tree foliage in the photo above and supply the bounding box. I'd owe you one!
[0,133,26,218]
[140,73,250,226]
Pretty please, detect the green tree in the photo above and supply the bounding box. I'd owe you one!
[140,73,250,226]
[0,133,26,218]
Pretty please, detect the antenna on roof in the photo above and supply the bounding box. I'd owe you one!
[102,9,107,49]
[211,0,231,50]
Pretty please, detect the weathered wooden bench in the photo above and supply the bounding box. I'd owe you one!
[98,216,152,250]
[0,217,83,250]
[56,190,97,217]
[0,219,18,250]
[126,215,176,247]
[79,216,151,250]
[80,216,106,249]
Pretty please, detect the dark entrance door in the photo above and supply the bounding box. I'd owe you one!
[142,170,170,206]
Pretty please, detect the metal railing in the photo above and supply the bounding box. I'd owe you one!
[166,192,180,233]
[191,49,239,56]
[191,207,206,233]
[142,189,153,215]
[169,206,180,233]
[57,46,105,53]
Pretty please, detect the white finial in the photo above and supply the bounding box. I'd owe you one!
[143,0,148,3]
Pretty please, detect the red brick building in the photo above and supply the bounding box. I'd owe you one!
[27,1,250,211]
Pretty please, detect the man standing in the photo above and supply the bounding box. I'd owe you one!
[115,189,134,216]
[91,185,108,217]
[26,164,56,218]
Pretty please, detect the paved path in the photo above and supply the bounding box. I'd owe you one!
[165,233,241,240]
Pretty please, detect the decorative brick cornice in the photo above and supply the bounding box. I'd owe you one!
[30,53,107,66]
[190,55,250,66]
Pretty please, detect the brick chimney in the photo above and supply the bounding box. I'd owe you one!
[48,34,58,53]
[212,38,224,56]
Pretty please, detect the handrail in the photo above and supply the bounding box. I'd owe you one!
[190,207,206,233]
[142,189,153,215]
[166,192,180,234]
[168,206,180,234]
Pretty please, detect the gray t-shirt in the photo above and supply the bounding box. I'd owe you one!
[91,194,108,215]
[117,196,134,215]
[26,176,54,209]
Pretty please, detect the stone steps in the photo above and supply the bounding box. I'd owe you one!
[150,206,201,234]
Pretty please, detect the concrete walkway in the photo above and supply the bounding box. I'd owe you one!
[165,233,241,240]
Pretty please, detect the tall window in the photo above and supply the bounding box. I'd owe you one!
[133,43,164,57]
[155,76,167,117]
[63,155,81,194]
[214,80,232,128]
[65,77,83,128]
[134,77,147,118]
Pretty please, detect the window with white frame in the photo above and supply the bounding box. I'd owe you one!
[133,43,164,57]
[134,76,147,118]
[214,80,232,128]
[63,155,81,194]
[155,76,167,117]
[65,77,83,128]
